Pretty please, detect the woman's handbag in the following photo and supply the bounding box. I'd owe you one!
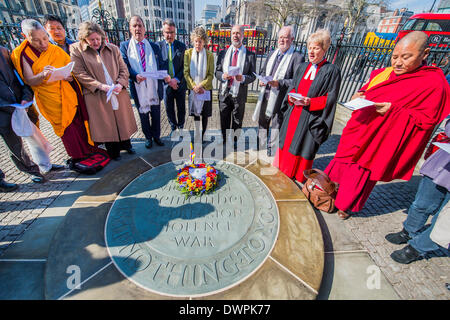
[301,169,337,213]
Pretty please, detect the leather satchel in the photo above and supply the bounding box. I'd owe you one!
[301,169,337,213]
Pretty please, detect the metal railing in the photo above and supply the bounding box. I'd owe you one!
[1,16,448,104]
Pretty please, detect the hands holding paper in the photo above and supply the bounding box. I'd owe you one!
[136,74,146,83]
[41,65,55,80]
[288,93,310,106]
[193,84,205,94]
[349,92,391,115]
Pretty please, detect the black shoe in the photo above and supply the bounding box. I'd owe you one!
[390,244,422,264]
[50,164,65,171]
[145,139,153,149]
[153,138,164,146]
[0,179,18,192]
[385,228,411,245]
[127,148,136,155]
[31,174,45,183]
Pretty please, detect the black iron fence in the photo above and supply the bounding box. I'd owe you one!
[1,13,449,104]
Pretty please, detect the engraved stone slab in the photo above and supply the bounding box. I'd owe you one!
[105,161,279,297]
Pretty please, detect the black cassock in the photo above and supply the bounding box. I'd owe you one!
[278,61,342,160]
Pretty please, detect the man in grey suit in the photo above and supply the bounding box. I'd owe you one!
[253,26,304,155]
[215,25,256,145]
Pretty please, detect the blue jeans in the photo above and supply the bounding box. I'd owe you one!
[403,176,450,254]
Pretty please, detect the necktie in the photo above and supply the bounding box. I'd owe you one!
[270,53,283,77]
[139,42,146,71]
[266,53,283,98]
[229,49,239,87]
[168,43,174,78]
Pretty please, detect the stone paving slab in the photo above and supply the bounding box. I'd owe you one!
[44,157,323,300]
[0,93,449,300]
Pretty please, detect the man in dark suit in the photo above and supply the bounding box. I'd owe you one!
[254,26,304,155]
[120,15,169,148]
[157,18,187,132]
[215,25,256,144]
[0,45,46,191]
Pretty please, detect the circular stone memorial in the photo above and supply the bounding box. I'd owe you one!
[105,161,279,297]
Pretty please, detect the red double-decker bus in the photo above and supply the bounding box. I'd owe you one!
[206,26,267,53]
[397,13,450,47]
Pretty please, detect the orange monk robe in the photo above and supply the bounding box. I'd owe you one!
[11,40,79,137]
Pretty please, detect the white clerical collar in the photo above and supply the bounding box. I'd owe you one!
[304,63,318,81]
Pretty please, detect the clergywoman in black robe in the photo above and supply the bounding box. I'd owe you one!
[273,29,341,183]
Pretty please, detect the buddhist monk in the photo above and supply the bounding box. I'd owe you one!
[10,19,104,168]
[324,31,450,219]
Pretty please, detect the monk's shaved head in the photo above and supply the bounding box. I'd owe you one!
[391,31,430,75]
[396,31,428,53]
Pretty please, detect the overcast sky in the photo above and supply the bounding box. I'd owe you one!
[194,0,439,22]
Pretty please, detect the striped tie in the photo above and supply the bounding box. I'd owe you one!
[139,42,146,71]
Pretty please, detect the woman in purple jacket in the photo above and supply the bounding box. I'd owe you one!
[385,118,450,264]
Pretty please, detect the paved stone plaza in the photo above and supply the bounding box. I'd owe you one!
[0,94,449,300]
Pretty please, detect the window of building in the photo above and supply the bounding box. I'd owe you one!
[166,10,173,18]
[166,0,172,7]
[178,12,184,19]
[178,1,184,9]
[188,3,191,10]
[143,0,148,5]
[154,9,161,17]
[45,1,53,14]
[145,9,149,16]
[18,0,27,12]
[33,0,44,14]
[153,0,160,6]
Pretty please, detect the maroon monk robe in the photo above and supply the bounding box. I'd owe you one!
[325,65,450,213]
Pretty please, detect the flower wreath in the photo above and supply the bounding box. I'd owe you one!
[176,163,219,197]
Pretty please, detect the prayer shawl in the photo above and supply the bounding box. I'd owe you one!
[221,45,246,98]
[334,66,450,181]
[11,40,77,137]
[253,45,295,121]
[99,53,119,111]
[127,38,159,113]
[188,48,207,116]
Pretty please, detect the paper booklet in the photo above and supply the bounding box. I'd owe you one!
[343,98,375,110]
[47,62,74,83]
[288,93,305,100]
[433,142,450,154]
[0,101,33,109]
[141,70,169,79]
[253,72,273,84]
[195,91,211,101]
[227,66,241,77]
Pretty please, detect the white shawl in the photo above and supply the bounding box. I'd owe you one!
[252,45,295,121]
[99,54,119,110]
[127,38,159,113]
[188,48,207,116]
[221,45,246,98]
